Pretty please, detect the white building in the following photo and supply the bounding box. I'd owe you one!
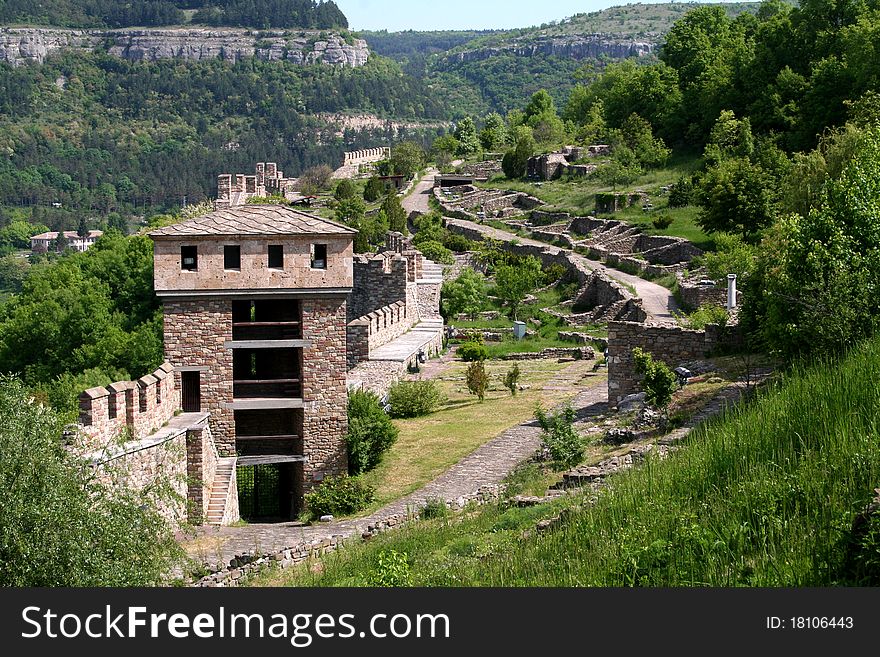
[30,230,103,254]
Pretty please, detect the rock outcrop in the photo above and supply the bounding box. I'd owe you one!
[447,34,655,64]
[0,27,370,67]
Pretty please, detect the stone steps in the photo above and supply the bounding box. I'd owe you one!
[206,457,237,526]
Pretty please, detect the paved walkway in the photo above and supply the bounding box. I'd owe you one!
[402,167,438,216]
[182,359,606,566]
[447,217,679,323]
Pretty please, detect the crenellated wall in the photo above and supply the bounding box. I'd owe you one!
[78,363,179,450]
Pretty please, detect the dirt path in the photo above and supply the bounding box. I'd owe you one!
[182,359,605,569]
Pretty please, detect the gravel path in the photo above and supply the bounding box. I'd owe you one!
[182,359,606,566]
[401,167,437,216]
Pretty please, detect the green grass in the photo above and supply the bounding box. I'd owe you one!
[254,336,880,587]
[356,359,581,511]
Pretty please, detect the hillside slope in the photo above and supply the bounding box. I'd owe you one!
[260,336,880,587]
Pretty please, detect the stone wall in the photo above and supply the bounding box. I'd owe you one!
[186,423,218,525]
[607,321,735,402]
[163,298,235,454]
[343,147,391,167]
[216,162,298,207]
[89,427,189,527]
[79,363,178,450]
[349,252,409,320]
[346,300,417,370]
[301,298,349,493]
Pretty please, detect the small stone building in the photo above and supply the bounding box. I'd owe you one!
[149,204,357,520]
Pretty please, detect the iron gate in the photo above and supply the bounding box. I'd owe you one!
[236,464,282,519]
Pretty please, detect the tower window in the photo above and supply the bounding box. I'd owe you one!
[224,245,241,270]
[268,244,284,269]
[181,245,198,271]
[311,244,327,270]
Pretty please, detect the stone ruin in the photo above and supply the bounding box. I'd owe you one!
[434,184,542,220]
[332,147,391,180]
[526,145,606,181]
[215,162,298,208]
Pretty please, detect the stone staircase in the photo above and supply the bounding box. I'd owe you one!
[206,457,237,526]
[419,259,444,283]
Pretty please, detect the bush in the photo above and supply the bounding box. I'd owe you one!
[420,498,448,520]
[679,303,729,330]
[387,380,444,418]
[334,179,357,201]
[632,347,677,411]
[458,341,488,362]
[535,405,584,470]
[443,232,473,253]
[304,475,375,519]
[465,360,489,401]
[668,176,695,207]
[416,240,455,265]
[652,214,674,230]
[346,389,399,475]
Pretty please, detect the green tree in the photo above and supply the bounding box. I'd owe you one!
[53,229,69,253]
[479,112,509,151]
[617,113,670,168]
[440,267,487,320]
[363,177,386,203]
[77,216,89,239]
[501,127,536,180]
[465,360,489,402]
[0,375,182,586]
[504,363,521,396]
[382,193,408,234]
[334,178,357,201]
[298,165,334,195]
[454,117,481,156]
[535,405,584,470]
[696,157,777,241]
[0,254,29,293]
[390,141,426,178]
[494,255,543,319]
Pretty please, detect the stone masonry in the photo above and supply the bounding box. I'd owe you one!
[301,297,349,493]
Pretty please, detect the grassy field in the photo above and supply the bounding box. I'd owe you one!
[254,337,880,587]
[357,358,589,511]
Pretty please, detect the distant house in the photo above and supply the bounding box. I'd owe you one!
[30,230,103,254]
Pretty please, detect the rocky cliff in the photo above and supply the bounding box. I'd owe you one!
[0,27,370,67]
[447,34,655,64]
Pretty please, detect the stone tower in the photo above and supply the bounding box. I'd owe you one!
[150,204,357,519]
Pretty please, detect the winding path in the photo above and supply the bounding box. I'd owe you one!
[446,217,680,323]
[401,167,438,216]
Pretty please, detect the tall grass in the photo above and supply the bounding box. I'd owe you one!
[255,338,880,587]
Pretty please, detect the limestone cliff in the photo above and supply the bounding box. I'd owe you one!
[0,27,370,67]
[446,34,655,64]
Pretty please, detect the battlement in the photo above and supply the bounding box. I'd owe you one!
[78,363,179,451]
[216,162,298,208]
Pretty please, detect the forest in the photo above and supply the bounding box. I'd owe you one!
[0,0,348,29]
[0,52,446,225]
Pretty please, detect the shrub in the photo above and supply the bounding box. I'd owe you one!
[458,341,488,362]
[443,233,473,253]
[368,550,411,587]
[416,240,455,265]
[678,303,729,330]
[668,175,695,207]
[504,363,521,396]
[304,475,375,519]
[632,347,677,411]
[334,178,357,201]
[535,405,584,470]
[420,498,448,520]
[387,380,444,418]
[346,389,399,475]
[652,214,674,230]
[465,360,489,401]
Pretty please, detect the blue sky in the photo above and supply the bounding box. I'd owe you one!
[334,0,737,32]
